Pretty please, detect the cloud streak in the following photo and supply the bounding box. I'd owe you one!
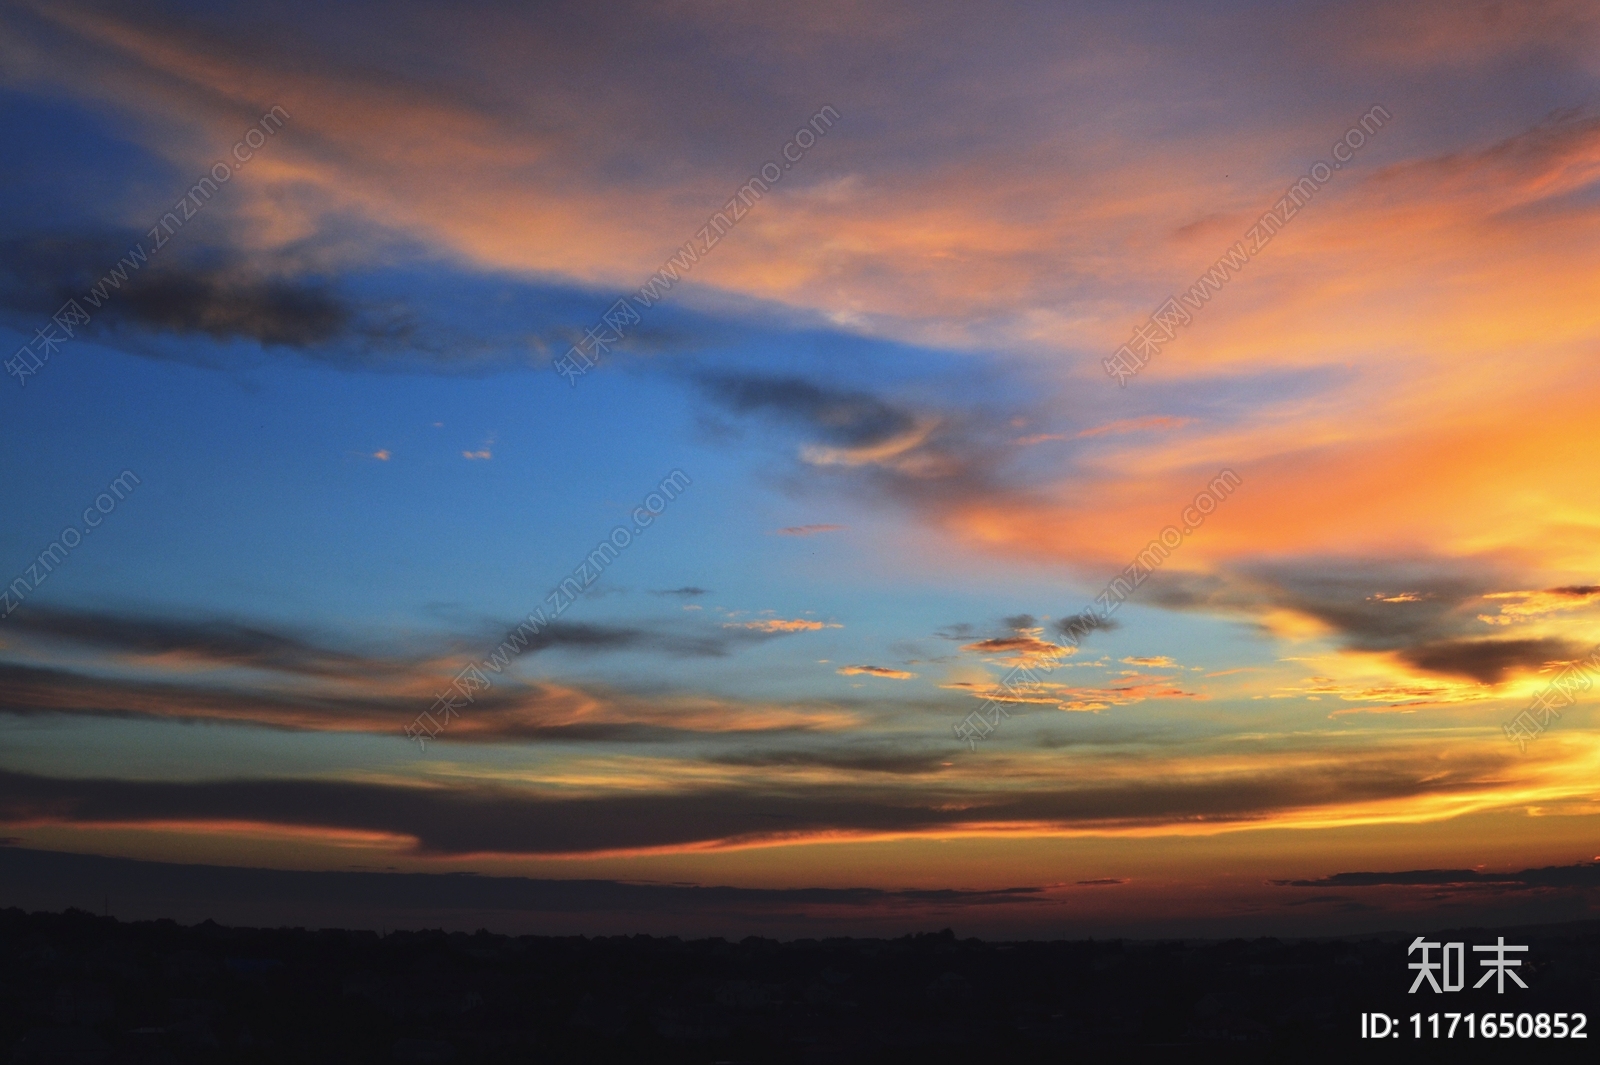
[836,665,916,679]
[0,737,1563,857]
[0,606,868,743]
[1145,560,1596,686]
[1273,862,1600,891]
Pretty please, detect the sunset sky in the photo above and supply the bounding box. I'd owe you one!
[2,0,1599,938]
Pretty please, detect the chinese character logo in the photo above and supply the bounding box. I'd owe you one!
[1408,935,1528,993]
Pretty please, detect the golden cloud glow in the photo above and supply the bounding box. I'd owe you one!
[726,619,843,633]
[961,629,1075,668]
[946,672,1204,712]
[836,665,917,679]
[1478,586,1600,625]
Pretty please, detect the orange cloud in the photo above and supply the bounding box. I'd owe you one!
[1477,586,1600,625]
[961,632,1074,668]
[947,673,1203,713]
[726,619,842,633]
[1274,675,1487,709]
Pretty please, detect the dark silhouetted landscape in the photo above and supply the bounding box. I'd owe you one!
[4,905,1598,1062]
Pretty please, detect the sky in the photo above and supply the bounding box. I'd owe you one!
[1,0,1599,939]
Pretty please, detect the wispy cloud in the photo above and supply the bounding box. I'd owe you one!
[836,665,916,679]
[0,607,863,743]
[0,736,1571,856]
[696,372,1011,506]
[948,673,1203,713]
[1145,559,1592,686]
[726,618,842,633]
[1073,416,1193,440]
[1477,586,1600,624]
[1273,862,1600,891]
[0,660,855,744]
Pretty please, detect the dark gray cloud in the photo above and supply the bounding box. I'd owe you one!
[0,660,841,745]
[0,660,447,732]
[1397,637,1576,685]
[1053,612,1118,641]
[1273,862,1600,890]
[0,229,692,374]
[0,233,350,346]
[698,374,918,450]
[110,268,350,346]
[692,371,1021,508]
[478,617,823,661]
[936,612,1115,654]
[6,604,389,679]
[6,605,789,680]
[0,605,848,742]
[0,846,1044,939]
[710,748,953,776]
[1146,560,1594,684]
[486,620,739,659]
[0,745,1518,856]
[0,232,130,316]
[651,586,709,597]
[1144,562,1484,648]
